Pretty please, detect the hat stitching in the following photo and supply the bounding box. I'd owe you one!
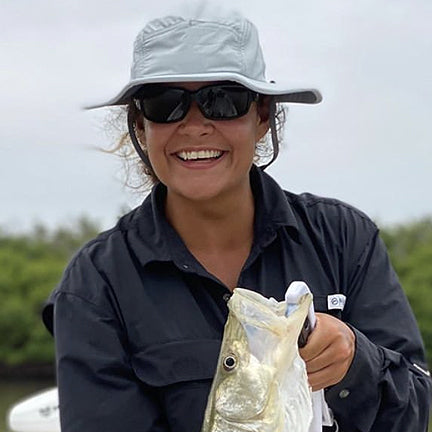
[140,16,185,36]
[138,17,244,43]
[238,19,248,77]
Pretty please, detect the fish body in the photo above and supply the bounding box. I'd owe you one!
[201,287,313,432]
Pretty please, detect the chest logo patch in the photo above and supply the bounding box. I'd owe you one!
[327,294,346,311]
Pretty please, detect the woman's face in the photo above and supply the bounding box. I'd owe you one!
[137,82,269,204]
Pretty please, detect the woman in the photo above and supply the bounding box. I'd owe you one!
[43,10,431,432]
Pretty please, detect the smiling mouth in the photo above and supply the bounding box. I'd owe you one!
[176,150,224,162]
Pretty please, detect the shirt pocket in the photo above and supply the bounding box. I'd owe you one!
[131,339,221,432]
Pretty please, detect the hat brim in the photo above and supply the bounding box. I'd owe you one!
[84,72,322,109]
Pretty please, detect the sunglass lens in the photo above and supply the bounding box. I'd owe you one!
[197,86,252,119]
[139,87,188,123]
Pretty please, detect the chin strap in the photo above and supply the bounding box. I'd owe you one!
[260,98,279,171]
[127,108,152,169]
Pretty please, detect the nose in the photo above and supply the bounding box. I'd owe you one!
[178,101,214,136]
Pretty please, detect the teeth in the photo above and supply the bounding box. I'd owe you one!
[177,150,223,161]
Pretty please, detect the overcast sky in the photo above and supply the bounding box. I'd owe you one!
[1,0,431,233]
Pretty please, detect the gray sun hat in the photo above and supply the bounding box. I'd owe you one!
[88,13,322,170]
[87,15,322,109]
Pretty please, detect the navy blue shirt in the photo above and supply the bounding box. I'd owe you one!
[43,166,431,432]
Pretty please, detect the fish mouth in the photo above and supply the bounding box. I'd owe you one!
[175,149,224,162]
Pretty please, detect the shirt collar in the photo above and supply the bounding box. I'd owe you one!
[129,165,299,268]
[250,165,299,235]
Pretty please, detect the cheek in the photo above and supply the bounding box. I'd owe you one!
[144,121,175,157]
[143,120,160,144]
[222,114,260,142]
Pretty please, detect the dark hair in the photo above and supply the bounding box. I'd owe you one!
[103,96,287,191]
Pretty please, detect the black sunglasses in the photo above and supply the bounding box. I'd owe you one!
[134,83,259,123]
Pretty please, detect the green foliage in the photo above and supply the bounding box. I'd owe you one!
[381,217,432,367]
[0,216,431,375]
[0,217,100,367]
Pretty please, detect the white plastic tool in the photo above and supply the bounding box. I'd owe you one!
[285,281,334,432]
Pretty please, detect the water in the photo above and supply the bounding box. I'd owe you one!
[0,379,55,432]
[1,379,430,431]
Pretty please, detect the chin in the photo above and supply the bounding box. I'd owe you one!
[164,171,251,205]
[174,186,223,203]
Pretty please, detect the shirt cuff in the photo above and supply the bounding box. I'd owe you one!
[325,326,383,431]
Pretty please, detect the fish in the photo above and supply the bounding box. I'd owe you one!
[201,286,313,432]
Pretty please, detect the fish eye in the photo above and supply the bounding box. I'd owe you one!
[223,354,237,371]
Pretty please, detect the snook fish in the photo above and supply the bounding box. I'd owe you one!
[201,287,313,432]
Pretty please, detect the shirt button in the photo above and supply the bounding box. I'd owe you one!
[338,389,350,399]
[223,293,231,302]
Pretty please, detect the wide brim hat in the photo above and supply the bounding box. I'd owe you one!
[86,15,322,109]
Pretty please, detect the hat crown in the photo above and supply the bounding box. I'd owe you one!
[85,10,322,110]
[130,15,266,82]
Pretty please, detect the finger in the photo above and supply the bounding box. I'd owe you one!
[299,334,330,362]
[304,346,338,374]
[300,313,355,363]
[299,317,333,361]
[304,336,354,374]
[307,362,348,391]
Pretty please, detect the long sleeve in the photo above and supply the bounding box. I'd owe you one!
[53,258,169,432]
[326,231,431,431]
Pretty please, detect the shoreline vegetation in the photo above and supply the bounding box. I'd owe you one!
[0,363,55,379]
[0,215,431,377]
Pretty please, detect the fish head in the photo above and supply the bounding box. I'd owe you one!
[201,288,313,432]
[214,317,277,423]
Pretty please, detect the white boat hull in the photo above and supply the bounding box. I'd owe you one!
[7,388,61,432]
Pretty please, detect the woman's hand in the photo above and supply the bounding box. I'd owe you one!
[299,313,356,392]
